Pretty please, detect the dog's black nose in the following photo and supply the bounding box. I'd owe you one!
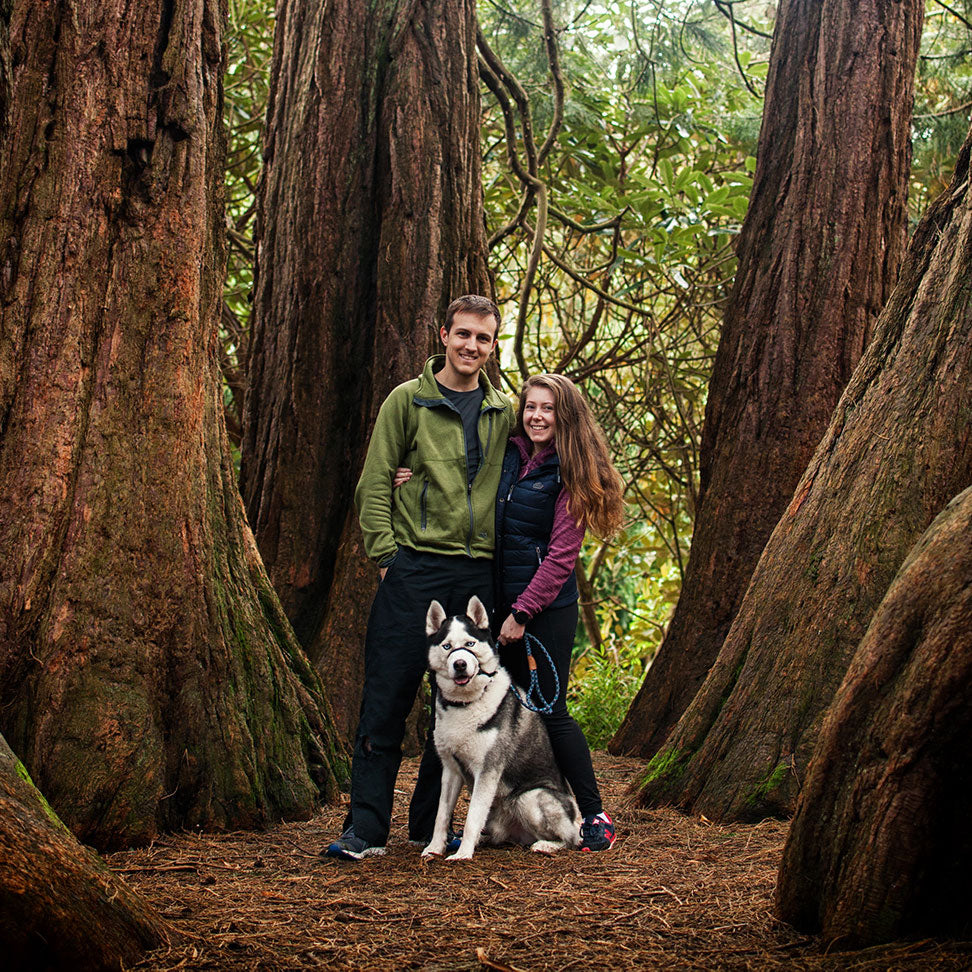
[453,658,467,673]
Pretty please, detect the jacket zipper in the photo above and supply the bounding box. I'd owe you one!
[437,396,475,554]
[535,545,544,567]
[484,411,493,463]
[462,407,473,554]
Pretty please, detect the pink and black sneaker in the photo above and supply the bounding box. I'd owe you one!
[580,811,616,852]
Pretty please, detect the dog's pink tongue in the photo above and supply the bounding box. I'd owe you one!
[454,675,472,686]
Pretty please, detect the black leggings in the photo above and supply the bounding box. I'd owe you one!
[499,602,603,818]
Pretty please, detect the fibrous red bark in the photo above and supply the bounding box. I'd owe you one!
[0,0,345,849]
[613,0,923,758]
[777,485,972,946]
[0,734,167,970]
[634,123,972,820]
[241,0,491,739]
[0,0,10,127]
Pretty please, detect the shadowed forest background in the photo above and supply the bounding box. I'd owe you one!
[0,0,971,968]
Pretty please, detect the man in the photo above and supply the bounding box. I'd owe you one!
[327,295,513,860]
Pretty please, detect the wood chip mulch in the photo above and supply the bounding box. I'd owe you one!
[110,753,971,970]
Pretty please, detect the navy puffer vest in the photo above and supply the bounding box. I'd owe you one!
[495,442,579,611]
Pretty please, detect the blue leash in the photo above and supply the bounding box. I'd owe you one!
[508,633,560,714]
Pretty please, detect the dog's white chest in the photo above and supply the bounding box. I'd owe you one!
[436,710,499,768]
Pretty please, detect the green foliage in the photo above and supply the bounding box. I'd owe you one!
[911,0,972,219]
[222,0,275,451]
[567,642,642,748]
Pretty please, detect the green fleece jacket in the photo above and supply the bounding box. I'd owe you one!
[354,356,514,564]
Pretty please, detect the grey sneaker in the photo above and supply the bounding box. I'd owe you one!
[325,827,386,861]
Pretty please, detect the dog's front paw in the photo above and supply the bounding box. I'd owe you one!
[445,846,474,861]
[422,842,446,857]
[529,840,561,854]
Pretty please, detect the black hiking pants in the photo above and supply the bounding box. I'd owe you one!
[348,545,494,846]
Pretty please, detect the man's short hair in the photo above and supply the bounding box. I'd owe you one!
[443,295,501,336]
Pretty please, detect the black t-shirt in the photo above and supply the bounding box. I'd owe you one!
[436,380,485,484]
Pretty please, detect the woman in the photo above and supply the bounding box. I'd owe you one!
[494,373,624,851]
[395,373,624,851]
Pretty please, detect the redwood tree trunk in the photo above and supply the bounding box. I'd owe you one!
[0,0,10,127]
[776,485,972,946]
[612,0,922,757]
[0,0,345,850]
[241,0,491,740]
[634,125,972,820]
[0,734,167,969]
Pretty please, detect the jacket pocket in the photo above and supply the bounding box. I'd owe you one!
[421,479,430,531]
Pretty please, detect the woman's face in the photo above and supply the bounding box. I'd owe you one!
[522,386,557,453]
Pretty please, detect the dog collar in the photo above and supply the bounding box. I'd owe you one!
[438,695,475,709]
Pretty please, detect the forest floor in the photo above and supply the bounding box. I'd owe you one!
[111,753,971,971]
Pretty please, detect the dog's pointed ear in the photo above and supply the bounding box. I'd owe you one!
[466,595,489,631]
[426,600,447,636]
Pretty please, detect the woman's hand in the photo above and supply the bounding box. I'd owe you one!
[498,613,526,645]
[393,466,412,488]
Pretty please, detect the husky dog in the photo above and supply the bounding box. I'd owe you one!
[422,595,581,861]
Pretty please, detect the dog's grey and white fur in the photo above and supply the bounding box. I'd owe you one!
[422,596,581,860]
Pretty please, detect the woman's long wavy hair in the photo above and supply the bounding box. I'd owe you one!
[515,374,625,538]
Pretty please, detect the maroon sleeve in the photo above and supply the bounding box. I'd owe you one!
[511,488,585,618]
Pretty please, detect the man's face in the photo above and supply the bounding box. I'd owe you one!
[440,311,498,377]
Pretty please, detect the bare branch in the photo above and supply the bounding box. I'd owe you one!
[477,27,539,177]
[933,0,972,32]
[713,0,774,39]
[514,184,548,379]
[715,0,763,98]
[914,98,972,120]
[537,0,566,166]
[549,204,628,233]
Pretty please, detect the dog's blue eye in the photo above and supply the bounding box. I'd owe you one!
[466,641,475,647]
